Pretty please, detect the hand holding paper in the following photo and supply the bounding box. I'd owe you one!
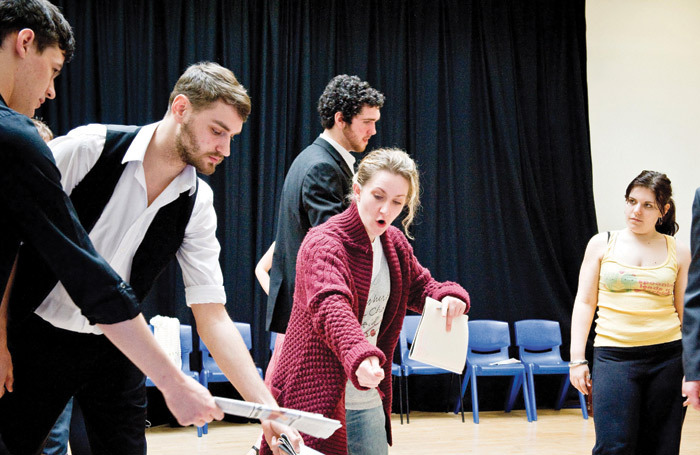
[408,297,469,373]
[264,421,302,454]
[440,296,468,332]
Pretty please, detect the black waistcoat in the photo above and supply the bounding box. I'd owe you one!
[10,125,197,321]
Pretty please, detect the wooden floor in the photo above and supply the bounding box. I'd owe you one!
[144,408,700,454]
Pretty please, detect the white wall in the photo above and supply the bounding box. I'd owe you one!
[586,0,700,246]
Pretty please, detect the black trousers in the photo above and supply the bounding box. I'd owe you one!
[0,314,147,455]
[592,340,686,455]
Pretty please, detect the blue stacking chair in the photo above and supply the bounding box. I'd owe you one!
[145,324,203,437]
[514,319,588,421]
[400,315,465,423]
[199,321,263,434]
[454,320,533,423]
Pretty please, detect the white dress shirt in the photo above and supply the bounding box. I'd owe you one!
[35,122,226,334]
[319,131,356,175]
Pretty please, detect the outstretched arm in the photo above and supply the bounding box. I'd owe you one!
[192,303,301,453]
[97,316,223,427]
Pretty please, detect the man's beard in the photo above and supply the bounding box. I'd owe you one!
[175,121,217,175]
[342,124,367,153]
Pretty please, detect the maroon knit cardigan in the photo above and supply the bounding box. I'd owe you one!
[260,203,470,455]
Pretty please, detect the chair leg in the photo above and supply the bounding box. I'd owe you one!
[578,390,589,420]
[200,373,210,434]
[505,375,518,412]
[522,370,537,422]
[396,374,404,425]
[470,373,479,424]
[526,370,537,421]
[555,375,569,410]
[455,374,464,422]
[454,373,470,414]
[404,374,410,424]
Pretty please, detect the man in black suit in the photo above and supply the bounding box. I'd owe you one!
[266,75,384,334]
[683,187,700,410]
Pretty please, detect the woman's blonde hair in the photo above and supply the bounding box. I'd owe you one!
[352,148,420,238]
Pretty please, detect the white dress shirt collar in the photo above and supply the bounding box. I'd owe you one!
[320,131,356,175]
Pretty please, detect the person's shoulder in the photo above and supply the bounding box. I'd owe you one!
[0,109,53,163]
[0,107,40,144]
[291,140,338,170]
[67,123,107,139]
[384,225,413,255]
[384,225,408,244]
[673,236,691,266]
[194,176,214,205]
[51,123,107,147]
[299,223,346,261]
[585,231,610,258]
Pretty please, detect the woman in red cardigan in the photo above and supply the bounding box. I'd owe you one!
[260,148,470,455]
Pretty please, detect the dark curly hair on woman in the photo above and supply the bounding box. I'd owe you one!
[317,75,385,129]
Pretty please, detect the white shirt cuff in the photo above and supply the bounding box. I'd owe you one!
[185,285,226,305]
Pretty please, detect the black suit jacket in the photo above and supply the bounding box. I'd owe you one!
[683,187,700,380]
[266,137,353,333]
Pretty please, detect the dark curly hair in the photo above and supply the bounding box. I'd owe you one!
[625,170,679,236]
[317,75,385,129]
[0,0,75,62]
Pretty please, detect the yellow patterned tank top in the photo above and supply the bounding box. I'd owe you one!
[594,231,681,347]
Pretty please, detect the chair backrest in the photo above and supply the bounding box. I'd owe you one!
[398,315,421,362]
[467,320,511,365]
[180,324,194,372]
[514,319,564,364]
[402,315,421,345]
[234,322,253,350]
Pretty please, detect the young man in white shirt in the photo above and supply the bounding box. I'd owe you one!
[0,60,299,454]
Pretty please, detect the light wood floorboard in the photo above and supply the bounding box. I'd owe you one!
[144,408,700,454]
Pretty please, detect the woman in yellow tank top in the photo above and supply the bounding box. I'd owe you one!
[570,170,691,455]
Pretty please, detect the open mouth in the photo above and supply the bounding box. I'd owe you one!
[377,220,386,226]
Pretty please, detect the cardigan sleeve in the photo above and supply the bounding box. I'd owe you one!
[296,233,386,390]
[393,231,471,314]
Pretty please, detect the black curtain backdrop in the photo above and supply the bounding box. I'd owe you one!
[38,0,596,411]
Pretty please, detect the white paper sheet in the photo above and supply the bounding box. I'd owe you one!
[408,296,469,373]
[213,397,341,440]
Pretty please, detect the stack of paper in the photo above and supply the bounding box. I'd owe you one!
[213,397,341,440]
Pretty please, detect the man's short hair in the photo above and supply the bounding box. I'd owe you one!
[168,62,252,122]
[317,75,385,130]
[0,0,75,62]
